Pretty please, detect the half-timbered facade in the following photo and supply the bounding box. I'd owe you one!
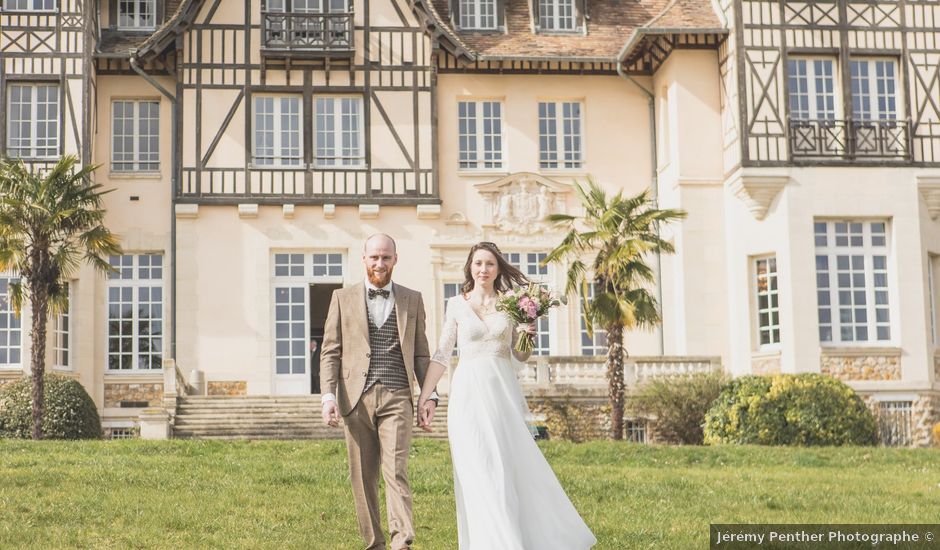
[1,0,938,445]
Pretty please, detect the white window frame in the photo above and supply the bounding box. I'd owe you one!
[6,83,59,159]
[537,0,575,31]
[117,0,156,29]
[457,99,504,171]
[111,99,160,172]
[52,283,72,371]
[252,95,303,167]
[0,274,22,370]
[107,254,164,372]
[754,256,781,349]
[2,0,55,10]
[579,281,607,356]
[314,96,364,168]
[538,100,583,170]
[850,58,900,121]
[814,220,894,346]
[504,252,552,356]
[787,57,839,121]
[458,0,497,30]
[929,254,938,347]
[268,0,349,13]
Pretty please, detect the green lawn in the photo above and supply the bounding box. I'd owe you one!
[0,440,938,549]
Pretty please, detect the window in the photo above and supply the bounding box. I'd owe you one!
[850,59,899,121]
[458,100,503,170]
[312,253,343,277]
[538,101,582,169]
[274,287,306,375]
[315,97,363,167]
[626,419,647,443]
[877,401,912,447]
[815,221,892,344]
[580,282,607,356]
[112,100,159,172]
[274,253,305,277]
[504,252,550,356]
[268,0,348,12]
[53,284,72,370]
[787,58,837,120]
[443,283,461,357]
[107,254,163,371]
[253,96,302,167]
[537,0,575,31]
[2,0,55,10]
[458,0,496,29]
[755,257,780,347]
[930,254,938,346]
[0,275,22,368]
[118,0,156,28]
[6,84,58,159]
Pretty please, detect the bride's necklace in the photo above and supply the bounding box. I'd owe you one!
[471,292,498,315]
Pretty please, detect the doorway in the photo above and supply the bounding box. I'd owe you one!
[309,283,342,394]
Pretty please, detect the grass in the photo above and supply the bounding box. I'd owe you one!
[0,439,938,549]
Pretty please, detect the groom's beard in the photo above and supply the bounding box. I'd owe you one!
[367,266,393,287]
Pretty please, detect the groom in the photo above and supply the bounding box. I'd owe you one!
[320,233,438,550]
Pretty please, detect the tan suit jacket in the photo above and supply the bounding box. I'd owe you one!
[320,282,431,416]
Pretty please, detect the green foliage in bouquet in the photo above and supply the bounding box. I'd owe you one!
[703,373,878,446]
[0,374,102,439]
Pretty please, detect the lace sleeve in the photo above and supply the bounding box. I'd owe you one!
[430,298,458,367]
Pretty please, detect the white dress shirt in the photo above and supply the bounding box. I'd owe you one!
[365,279,394,328]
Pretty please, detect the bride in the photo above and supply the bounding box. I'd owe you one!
[417,241,597,549]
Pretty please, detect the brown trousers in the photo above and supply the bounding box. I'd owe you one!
[343,384,415,550]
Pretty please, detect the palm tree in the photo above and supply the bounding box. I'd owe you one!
[546,177,685,440]
[0,156,120,440]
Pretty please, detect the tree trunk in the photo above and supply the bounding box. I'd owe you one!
[29,286,49,440]
[607,324,625,440]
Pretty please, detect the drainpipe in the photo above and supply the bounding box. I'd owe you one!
[616,62,665,355]
[129,53,179,362]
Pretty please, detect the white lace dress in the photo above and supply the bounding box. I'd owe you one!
[431,296,597,550]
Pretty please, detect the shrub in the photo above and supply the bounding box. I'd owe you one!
[0,374,102,439]
[703,373,878,446]
[631,370,731,444]
[932,422,940,448]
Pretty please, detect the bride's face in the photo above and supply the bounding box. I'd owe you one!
[470,249,499,288]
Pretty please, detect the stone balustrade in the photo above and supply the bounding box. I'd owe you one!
[517,355,722,392]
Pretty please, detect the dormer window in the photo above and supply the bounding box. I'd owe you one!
[118,0,156,29]
[458,0,497,30]
[537,0,575,32]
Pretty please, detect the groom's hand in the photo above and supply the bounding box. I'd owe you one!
[417,400,436,432]
[322,400,340,427]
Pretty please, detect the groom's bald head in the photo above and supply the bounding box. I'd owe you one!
[363,233,397,253]
[363,234,398,287]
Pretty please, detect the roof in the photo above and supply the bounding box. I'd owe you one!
[419,0,723,63]
[95,0,201,60]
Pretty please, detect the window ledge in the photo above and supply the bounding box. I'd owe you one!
[0,8,59,14]
[751,348,782,358]
[109,171,162,179]
[457,169,509,178]
[104,371,164,381]
[539,169,587,177]
[819,346,901,357]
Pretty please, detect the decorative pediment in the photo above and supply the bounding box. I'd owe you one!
[918,176,940,221]
[727,171,789,221]
[474,172,572,235]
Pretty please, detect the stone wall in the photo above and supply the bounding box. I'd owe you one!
[207,381,247,396]
[103,383,164,408]
[913,394,940,447]
[821,353,900,381]
[525,391,657,442]
[751,353,781,375]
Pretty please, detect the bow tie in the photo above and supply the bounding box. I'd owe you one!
[368,288,390,300]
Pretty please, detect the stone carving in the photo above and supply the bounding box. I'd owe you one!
[476,172,570,235]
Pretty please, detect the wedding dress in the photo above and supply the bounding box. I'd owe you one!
[431,295,597,550]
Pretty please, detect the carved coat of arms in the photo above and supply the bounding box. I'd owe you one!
[475,173,570,235]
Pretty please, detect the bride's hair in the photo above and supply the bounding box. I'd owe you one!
[461,241,529,294]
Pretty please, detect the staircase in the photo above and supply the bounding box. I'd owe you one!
[172,394,448,440]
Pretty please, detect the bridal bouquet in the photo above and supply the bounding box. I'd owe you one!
[496,285,567,354]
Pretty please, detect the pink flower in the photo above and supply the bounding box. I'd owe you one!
[518,296,538,319]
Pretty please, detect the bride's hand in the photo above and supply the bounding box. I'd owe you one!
[417,398,435,432]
